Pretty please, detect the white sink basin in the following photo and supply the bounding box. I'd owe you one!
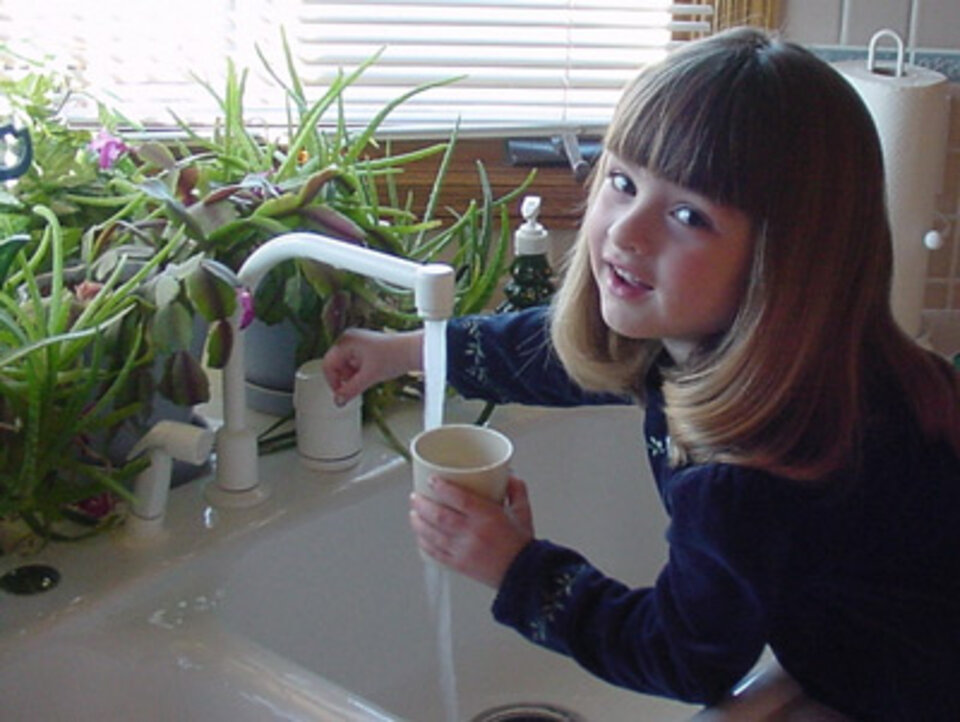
[0,400,818,721]
[215,404,694,721]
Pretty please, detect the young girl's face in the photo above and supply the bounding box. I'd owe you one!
[585,153,754,362]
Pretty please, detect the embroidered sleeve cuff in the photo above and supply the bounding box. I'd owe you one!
[491,539,593,655]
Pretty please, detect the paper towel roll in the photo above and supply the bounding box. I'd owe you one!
[835,56,949,336]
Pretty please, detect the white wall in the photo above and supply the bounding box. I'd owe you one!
[782,0,960,312]
[781,0,960,50]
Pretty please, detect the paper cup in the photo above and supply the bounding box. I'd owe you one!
[294,359,362,471]
[410,424,513,502]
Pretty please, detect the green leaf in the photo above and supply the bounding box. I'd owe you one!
[140,177,206,239]
[185,260,238,322]
[158,349,211,405]
[299,258,342,299]
[0,324,99,370]
[250,266,287,325]
[204,319,233,370]
[321,290,351,342]
[187,198,241,237]
[342,74,465,167]
[457,204,512,315]
[252,192,301,219]
[290,166,340,207]
[0,234,29,285]
[283,272,315,317]
[151,301,194,353]
[273,52,386,181]
[299,205,366,242]
[136,141,177,170]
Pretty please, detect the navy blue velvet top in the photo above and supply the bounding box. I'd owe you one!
[446,307,960,720]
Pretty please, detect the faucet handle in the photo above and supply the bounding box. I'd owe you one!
[128,420,214,465]
[125,421,215,541]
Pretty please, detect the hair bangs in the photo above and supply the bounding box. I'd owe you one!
[605,35,783,220]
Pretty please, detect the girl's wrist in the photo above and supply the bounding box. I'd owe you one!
[406,330,426,374]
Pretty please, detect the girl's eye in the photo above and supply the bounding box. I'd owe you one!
[608,171,636,196]
[672,205,713,230]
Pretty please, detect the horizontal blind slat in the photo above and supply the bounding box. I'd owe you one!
[0,0,713,134]
[300,0,689,8]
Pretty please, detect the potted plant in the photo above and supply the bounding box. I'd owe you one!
[133,33,534,437]
[0,58,250,551]
[0,213,162,550]
[0,33,533,549]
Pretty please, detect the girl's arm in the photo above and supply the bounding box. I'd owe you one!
[409,459,778,703]
[489,463,796,704]
[322,328,423,405]
[324,307,630,408]
[446,307,630,407]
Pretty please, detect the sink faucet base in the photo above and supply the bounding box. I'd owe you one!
[205,479,273,509]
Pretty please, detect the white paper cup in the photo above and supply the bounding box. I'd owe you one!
[410,424,513,502]
[294,359,362,471]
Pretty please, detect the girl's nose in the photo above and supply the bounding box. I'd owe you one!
[608,201,658,254]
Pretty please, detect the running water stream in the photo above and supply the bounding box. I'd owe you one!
[421,319,460,721]
[422,319,447,432]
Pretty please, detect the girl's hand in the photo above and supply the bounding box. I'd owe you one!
[322,328,423,405]
[409,476,535,589]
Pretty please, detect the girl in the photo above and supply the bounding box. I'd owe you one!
[323,28,960,720]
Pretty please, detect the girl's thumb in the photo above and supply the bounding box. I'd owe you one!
[505,476,533,530]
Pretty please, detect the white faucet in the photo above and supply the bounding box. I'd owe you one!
[126,420,216,540]
[207,232,456,508]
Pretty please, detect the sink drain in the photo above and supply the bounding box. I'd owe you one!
[469,702,585,722]
[0,564,60,595]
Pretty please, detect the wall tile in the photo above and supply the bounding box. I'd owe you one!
[926,230,954,277]
[780,0,844,44]
[913,0,960,50]
[937,147,960,212]
[924,280,949,308]
[842,0,912,46]
[949,89,960,146]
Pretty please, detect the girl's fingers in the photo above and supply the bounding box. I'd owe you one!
[410,488,465,532]
[409,507,447,556]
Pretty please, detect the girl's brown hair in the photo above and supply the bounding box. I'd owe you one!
[551,27,960,480]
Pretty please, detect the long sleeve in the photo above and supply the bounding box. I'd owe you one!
[446,307,629,407]
[490,460,795,704]
[483,350,960,718]
[489,376,798,704]
[490,373,960,717]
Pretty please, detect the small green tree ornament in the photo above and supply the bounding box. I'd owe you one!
[498,195,555,312]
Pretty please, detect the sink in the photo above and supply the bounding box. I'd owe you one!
[0,399,816,721]
[215,404,693,721]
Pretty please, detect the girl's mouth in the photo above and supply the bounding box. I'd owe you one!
[608,263,653,293]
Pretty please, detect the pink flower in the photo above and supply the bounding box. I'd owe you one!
[89,129,129,170]
[237,287,255,330]
[74,280,103,303]
[74,492,117,520]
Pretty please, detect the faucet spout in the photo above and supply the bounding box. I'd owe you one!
[208,232,456,508]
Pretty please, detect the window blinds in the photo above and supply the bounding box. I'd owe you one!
[0,1,713,136]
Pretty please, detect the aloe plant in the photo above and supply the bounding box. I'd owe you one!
[139,32,535,430]
[0,211,156,542]
[0,32,537,536]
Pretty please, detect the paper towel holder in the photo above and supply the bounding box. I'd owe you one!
[867,29,905,78]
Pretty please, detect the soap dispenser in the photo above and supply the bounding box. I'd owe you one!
[497,195,555,312]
